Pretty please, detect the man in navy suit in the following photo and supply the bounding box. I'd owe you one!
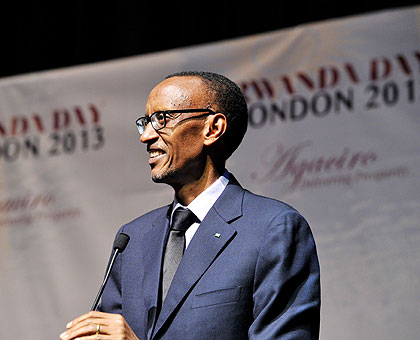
[60,71,320,340]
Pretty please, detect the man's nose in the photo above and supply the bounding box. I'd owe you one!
[140,122,159,143]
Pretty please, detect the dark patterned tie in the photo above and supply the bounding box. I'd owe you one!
[162,207,198,301]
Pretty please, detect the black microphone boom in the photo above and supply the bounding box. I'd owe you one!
[90,232,130,311]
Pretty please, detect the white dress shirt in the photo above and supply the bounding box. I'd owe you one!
[171,170,229,249]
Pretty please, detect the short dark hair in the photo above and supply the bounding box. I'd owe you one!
[165,71,248,160]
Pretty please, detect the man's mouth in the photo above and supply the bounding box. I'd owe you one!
[148,149,166,160]
[150,150,164,157]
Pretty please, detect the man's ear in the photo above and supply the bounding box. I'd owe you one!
[203,113,227,146]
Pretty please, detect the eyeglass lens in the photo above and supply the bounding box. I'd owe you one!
[136,109,215,136]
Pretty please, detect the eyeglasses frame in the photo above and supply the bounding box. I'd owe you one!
[135,108,218,135]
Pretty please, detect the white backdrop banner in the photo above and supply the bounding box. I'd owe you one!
[0,6,419,340]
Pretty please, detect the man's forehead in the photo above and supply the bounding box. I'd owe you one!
[148,76,208,109]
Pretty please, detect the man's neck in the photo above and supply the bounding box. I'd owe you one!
[174,166,224,206]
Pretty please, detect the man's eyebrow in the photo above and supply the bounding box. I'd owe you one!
[166,111,182,117]
[144,111,154,117]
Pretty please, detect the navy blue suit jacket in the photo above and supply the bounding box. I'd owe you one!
[100,175,320,339]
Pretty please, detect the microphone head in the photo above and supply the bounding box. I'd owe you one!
[113,233,130,253]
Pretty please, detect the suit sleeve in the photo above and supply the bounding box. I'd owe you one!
[249,210,321,340]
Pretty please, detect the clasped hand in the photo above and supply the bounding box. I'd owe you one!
[60,311,139,340]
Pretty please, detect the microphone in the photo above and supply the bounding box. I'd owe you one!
[90,232,130,311]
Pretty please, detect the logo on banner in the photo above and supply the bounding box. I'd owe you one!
[0,192,81,227]
[250,140,409,192]
[0,104,104,162]
[239,50,420,127]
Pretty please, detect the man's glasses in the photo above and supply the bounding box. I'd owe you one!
[135,108,217,136]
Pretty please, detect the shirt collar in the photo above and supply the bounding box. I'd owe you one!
[172,170,229,223]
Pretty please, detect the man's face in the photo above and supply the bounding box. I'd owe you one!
[141,76,212,187]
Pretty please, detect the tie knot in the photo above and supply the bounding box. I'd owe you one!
[171,207,198,232]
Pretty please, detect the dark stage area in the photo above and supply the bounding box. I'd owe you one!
[1,2,418,79]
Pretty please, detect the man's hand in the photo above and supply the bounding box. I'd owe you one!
[60,311,139,340]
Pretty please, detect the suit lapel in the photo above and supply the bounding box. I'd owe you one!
[141,209,171,339]
[152,177,244,338]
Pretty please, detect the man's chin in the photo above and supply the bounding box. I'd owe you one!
[151,169,176,184]
[151,175,165,183]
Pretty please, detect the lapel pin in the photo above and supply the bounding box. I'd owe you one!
[214,233,221,238]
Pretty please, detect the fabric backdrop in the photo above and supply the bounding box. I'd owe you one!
[0,6,419,340]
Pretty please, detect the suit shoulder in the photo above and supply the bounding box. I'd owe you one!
[240,189,311,230]
[242,189,299,214]
[120,204,170,233]
[240,189,315,249]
